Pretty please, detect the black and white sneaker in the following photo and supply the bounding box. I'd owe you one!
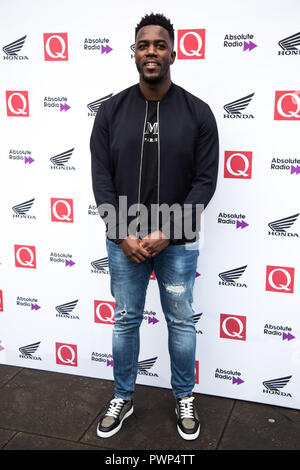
[175,396,200,440]
[97,397,134,438]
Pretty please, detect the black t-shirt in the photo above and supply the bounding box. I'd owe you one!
[139,100,159,237]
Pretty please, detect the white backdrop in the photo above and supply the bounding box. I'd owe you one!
[1,0,299,409]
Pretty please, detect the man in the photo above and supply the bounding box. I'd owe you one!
[90,13,219,441]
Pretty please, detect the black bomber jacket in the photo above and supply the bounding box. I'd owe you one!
[90,82,219,244]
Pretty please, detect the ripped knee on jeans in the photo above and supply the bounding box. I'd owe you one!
[164,283,186,296]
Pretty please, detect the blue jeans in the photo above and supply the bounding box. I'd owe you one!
[106,238,199,400]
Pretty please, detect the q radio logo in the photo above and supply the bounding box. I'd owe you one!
[94,300,115,325]
[274,91,300,120]
[177,29,205,59]
[6,91,29,117]
[51,198,74,223]
[224,151,252,179]
[266,266,295,294]
[55,342,77,367]
[220,314,247,341]
[14,245,36,269]
[43,33,68,61]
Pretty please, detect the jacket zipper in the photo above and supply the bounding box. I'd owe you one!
[156,101,160,231]
[136,100,148,237]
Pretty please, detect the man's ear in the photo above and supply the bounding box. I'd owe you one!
[170,49,176,64]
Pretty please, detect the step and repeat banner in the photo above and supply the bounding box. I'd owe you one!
[0,0,299,409]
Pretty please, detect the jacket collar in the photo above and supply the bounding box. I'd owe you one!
[135,81,175,102]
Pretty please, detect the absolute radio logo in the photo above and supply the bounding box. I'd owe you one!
[220,314,247,341]
[16,295,40,311]
[268,213,299,238]
[83,37,113,54]
[44,96,71,112]
[224,93,254,119]
[215,367,245,385]
[264,323,295,342]
[270,156,300,175]
[278,32,300,56]
[2,35,28,60]
[224,151,252,179]
[14,245,36,269]
[143,310,159,325]
[51,198,74,223]
[218,211,249,229]
[0,290,3,312]
[6,91,29,117]
[274,91,300,120]
[91,351,113,367]
[43,33,68,61]
[50,252,75,267]
[94,300,115,325]
[8,149,34,165]
[223,33,257,52]
[177,29,205,59]
[88,204,98,216]
[266,266,295,293]
[56,342,77,366]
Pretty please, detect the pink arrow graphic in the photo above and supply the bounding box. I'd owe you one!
[101,45,113,54]
[291,165,300,175]
[25,156,34,164]
[243,41,257,51]
[148,316,159,325]
[31,303,40,310]
[65,259,75,267]
[60,103,71,112]
[282,332,295,341]
[236,220,249,229]
[232,376,244,385]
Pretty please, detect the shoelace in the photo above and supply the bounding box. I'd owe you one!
[105,398,126,418]
[178,397,195,419]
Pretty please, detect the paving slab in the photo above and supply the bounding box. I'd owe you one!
[0,367,114,441]
[2,432,106,450]
[0,364,22,387]
[0,428,16,449]
[218,399,300,450]
[81,384,234,450]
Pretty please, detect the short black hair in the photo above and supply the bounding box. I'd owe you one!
[135,13,174,44]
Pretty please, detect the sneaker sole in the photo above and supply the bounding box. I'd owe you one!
[175,408,200,441]
[97,405,134,438]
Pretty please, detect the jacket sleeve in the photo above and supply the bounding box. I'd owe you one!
[164,103,219,243]
[90,103,125,242]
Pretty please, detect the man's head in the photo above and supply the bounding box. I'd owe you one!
[135,13,176,84]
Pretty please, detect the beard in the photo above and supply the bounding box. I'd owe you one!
[136,61,170,84]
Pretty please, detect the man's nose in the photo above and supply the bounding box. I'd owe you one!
[146,44,157,55]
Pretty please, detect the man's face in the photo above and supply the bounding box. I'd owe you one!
[135,25,176,84]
